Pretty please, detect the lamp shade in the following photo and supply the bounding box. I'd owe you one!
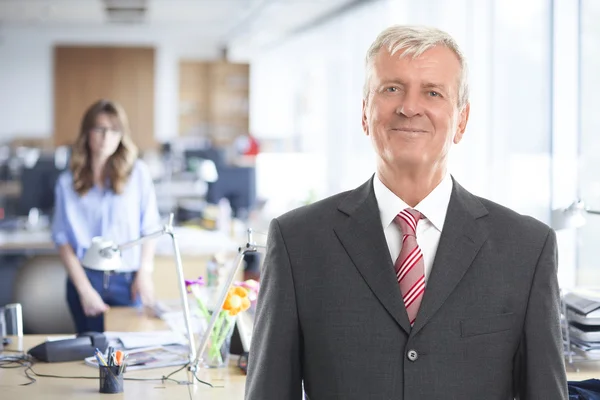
[199,159,218,183]
[81,237,122,271]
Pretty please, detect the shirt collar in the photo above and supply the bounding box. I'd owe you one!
[373,173,453,232]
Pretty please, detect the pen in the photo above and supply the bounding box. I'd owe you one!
[107,347,114,366]
[115,350,124,366]
[94,354,106,367]
[118,353,128,375]
[95,348,108,366]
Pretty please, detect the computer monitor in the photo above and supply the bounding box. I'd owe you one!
[206,166,256,218]
[17,156,65,216]
[183,148,225,170]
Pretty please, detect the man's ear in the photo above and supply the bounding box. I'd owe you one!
[362,99,369,136]
[453,102,470,144]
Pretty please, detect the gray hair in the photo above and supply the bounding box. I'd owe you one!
[363,25,469,109]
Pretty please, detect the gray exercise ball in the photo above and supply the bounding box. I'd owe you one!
[12,255,76,334]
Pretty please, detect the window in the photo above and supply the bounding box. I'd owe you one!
[576,0,600,285]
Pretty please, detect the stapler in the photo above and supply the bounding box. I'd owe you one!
[28,332,108,362]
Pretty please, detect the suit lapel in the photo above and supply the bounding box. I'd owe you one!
[411,179,489,336]
[334,178,412,335]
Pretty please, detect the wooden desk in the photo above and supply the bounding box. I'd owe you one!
[0,226,237,255]
[0,226,237,300]
[566,359,600,381]
[6,310,593,399]
[0,229,55,253]
[105,307,170,332]
[0,307,247,400]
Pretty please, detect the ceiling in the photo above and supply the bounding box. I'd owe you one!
[0,0,368,48]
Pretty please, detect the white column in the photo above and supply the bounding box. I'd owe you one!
[551,0,580,289]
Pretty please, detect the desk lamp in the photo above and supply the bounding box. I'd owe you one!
[82,214,265,378]
[551,200,600,230]
[82,213,198,363]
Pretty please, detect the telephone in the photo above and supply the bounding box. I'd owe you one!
[28,332,108,363]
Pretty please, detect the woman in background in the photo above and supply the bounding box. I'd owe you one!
[52,99,161,333]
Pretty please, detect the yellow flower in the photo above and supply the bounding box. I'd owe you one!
[222,287,251,316]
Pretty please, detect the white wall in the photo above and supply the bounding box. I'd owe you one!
[0,25,222,143]
[576,0,600,287]
[245,0,392,197]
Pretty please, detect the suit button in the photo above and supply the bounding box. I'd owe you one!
[407,349,418,362]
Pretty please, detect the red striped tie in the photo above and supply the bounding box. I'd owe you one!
[394,208,425,326]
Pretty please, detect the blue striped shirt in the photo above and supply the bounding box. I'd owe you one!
[51,159,161,272]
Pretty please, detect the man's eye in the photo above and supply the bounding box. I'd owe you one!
[386,87,398,92]
[428,91,440,97]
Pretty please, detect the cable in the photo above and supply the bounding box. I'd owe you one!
[1,352,221,388]
[0,354,31,369]
[0,352,36,385]
[122,362,191,385]
[192,369,222,388]
[24,364,188,385]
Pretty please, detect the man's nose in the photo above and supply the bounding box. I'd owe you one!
[396,90,423,118]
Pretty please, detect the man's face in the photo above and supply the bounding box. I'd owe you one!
[362,46,469,174]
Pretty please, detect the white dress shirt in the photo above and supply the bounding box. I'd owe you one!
[373,173,453,284]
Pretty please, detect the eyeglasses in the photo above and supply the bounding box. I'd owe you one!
[90,126,122,136]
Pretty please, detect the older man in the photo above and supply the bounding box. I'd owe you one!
[245,25,568,399]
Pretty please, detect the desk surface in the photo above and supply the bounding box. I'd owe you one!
[0,229,55,252]
[105,307,169,332]
[2,308,598,399]
[0,226,238,256]
[566,358,600,381]
[0,307,247,400]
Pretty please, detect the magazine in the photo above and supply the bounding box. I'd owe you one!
[84,345,189,371]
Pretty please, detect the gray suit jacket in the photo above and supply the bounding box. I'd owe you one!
[245,177,568,400]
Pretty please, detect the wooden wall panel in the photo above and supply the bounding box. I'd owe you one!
[53,46,156,150]
[178,60,249,146]
[179,61,210,136]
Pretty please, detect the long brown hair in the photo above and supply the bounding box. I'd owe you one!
[70,99,138,196]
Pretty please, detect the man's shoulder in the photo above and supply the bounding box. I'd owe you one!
[476,195,552,237]
[276,190,352,227]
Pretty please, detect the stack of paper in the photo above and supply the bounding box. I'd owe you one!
[103,331,187,350]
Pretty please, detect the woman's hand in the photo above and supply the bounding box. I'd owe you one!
[79,287,110,317]
[59,244,109,317]
[131,270,155,310]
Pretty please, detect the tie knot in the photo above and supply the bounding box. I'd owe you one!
[394,208,422,236]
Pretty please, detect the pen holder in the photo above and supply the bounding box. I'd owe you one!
[99,365,123,394]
